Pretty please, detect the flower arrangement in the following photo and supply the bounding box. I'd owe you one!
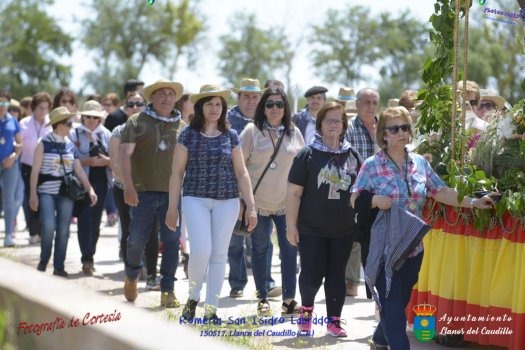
[497,101,525,141]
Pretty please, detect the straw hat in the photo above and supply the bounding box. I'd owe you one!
[143,79,184,102]
[190,85,231,104]
[388,99,399,108]
[46,107,74,126]
[480,89,505,109]
[232,78,266,94]
[335,87,356,102]
[79,100,106,119]
[9,99,20,108]
[345,100,358,118]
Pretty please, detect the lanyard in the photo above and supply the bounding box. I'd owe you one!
[384,150,412,198]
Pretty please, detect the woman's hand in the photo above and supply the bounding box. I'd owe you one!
[2,153,16,169]
[473,193,496,209]
[29,194,39,212]
[286,225,299,247]
[165,206,179,231]
[88,189,98,207]
[372,195,392,210]
[245,205,257,232]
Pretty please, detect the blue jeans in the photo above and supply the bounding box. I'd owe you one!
[77,182,107,263]
[373,252,424,350]
[0,160,23,236]
[228,234,248,290]
[251,214,297,300]
[126,192,180,292]
[39,193,74,270]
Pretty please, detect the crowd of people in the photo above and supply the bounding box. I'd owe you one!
[1,76,503,348]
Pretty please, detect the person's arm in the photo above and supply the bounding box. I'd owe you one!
[432,187,494,209]
[29,142,43,211]
[108,136,123,181]
[2,132,22,169]
[120,142,138,206]
[285,183,303,246]
[73,158,97,206]
[231,145,257,231]
[165,143,189,231]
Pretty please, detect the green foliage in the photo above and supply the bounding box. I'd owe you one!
[0,0,72,98]
[217,14,293,88]
[81,0,204,95]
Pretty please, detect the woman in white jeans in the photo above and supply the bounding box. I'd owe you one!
[166,84,257,321]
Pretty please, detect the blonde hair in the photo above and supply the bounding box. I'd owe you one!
[376,107,414,149]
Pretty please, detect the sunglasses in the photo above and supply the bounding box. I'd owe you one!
[385,124,411,134]
[59,120,73,127]
[126,101,145,108]
[468,100,479,107]
[0,102,10,107]
[83,115,101,120]
[264,101,285,109]
[478,102,496,110]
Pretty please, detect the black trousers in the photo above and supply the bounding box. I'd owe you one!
[113,186,159,276]
[298,233,353,318]
[21,163,41,237]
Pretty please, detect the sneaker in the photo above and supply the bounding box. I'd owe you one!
[82,262,95,276]
[3,235,15,247]
[29,235,40,245]
[37,262,46,272]
[229,288,243,298]
[146,275,160,291]
[53,269,68,278]
[160,291,180,308]
[203,313,220,324]
[106,213,118,227]
[368,339,389,350]
[124,277,138,302]
[297,306,314,334]
[182,299,198,320]
[268,286,282,298]
[346,282,358,297]
[326,317,347,337]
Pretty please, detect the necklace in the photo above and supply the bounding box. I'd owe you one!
[34,116,44,138]
[384,149,417,212]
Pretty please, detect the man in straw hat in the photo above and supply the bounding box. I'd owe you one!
[334,87,356,108]
[120,78,185,307]
[226,78,265,298]
[344,87,380,297]
[293,85,328,145]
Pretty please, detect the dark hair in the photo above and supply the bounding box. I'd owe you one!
[52,88,77,109]
[86,93,102,103]
[103,92,120,107]
[174,93,190,113]
[253,88,292,136]
[124,79,144,95]
[0,90,12,101]
[31,92,53,111]
[315,102,348,137]
[125,92,146,104]
[190,96,229,133]
[264,79,285,90]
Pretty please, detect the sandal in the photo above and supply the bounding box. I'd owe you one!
[281,300,300,316]
[257,299,272,316]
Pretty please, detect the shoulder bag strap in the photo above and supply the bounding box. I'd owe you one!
[252,132,284,195]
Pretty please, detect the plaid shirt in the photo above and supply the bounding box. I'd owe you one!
[346,115,378,160]
[352,150,445,255]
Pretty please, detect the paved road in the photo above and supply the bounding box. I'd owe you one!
[1,213,503,349]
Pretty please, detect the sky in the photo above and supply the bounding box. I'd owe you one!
[47,0,522,98]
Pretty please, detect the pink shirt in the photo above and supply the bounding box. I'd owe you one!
[19,115,52,166]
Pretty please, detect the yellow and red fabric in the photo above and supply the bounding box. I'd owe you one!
[406,203,525,349]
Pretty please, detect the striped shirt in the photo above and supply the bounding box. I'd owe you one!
[38,133,78,195]
[345,115,378,160]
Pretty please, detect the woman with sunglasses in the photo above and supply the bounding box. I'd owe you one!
[69,100,111,276]
[29,107,97,276]
[240,87,304,316]
[350,107,495,350]
[287,102,361,337]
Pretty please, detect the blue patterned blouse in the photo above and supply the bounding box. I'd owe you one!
[178,126,240,200]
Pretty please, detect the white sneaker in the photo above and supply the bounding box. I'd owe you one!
[29,236,40,244]
[4,235,15,247]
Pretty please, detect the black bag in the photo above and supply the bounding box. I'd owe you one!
[233,132,284,237]
[58,149,87,201]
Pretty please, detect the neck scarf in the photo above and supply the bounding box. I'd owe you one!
[263,121,285,137]
[144,104,181,123]
[77,124,106,140]
[310,133,352,154]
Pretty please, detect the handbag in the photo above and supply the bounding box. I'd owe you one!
[58,149,87,201]
[233,132,284,237]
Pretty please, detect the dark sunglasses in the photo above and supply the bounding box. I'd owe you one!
[264,101,285,109]
[83,115,101,120]
[59,120,73,127]
[385,124,411,134]
[478,102,496,110]
[126,101,145,108]
[468,100,479,107]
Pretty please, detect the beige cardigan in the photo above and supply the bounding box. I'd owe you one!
[240,123,304,215]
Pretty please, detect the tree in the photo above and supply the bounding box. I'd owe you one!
[218,13,294,88]
[310,6,381,86]
[0,0,72,98]
[81,0,204,95]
